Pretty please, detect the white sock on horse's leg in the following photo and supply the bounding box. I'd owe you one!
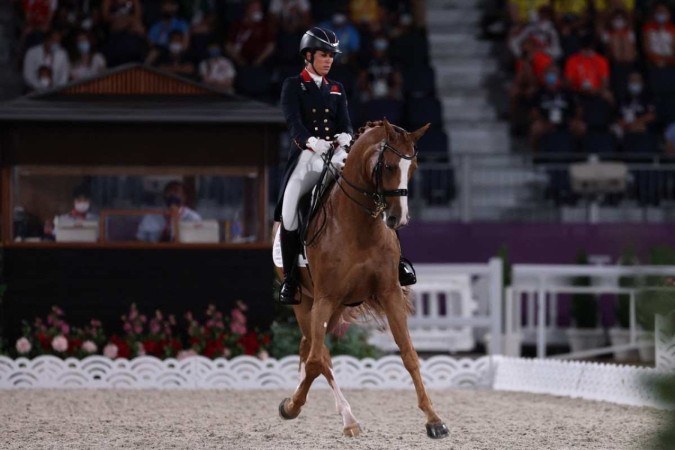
[327,369,359,430]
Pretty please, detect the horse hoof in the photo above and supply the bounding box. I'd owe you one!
[343,424,362,437]
[278,398,300,420]
[426,422,449,439]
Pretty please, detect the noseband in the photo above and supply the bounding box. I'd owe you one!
[337,140,417,218]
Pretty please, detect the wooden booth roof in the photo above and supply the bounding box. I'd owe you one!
[0,64,284,125]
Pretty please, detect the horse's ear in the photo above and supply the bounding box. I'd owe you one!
[382,117,396,141]
[410,123,431,143]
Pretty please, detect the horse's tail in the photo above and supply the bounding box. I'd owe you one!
[333,286,414,336]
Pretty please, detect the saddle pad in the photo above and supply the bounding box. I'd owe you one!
[273,226,308,268]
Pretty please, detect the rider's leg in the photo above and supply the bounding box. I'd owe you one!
[396,231,417,286]
[279,151,323,304]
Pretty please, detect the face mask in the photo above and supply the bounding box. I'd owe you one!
[74,201,90,213]
[612,18,626,29]
[165,194,182,207]
[656,12,669,24]
[78,41,91,54]
[628,82,642,95]
[39,77,51,87]
[169,42,183,54]
[333,13,347,26]
[251,11,263,22]
[373,39,388,52]
[545,72,558,86]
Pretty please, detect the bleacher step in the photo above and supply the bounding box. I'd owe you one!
[447,123,511,153]
[442,96,496,122]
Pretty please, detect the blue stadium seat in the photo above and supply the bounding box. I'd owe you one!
[358,98,405,126]
[581,131,616,154]
[539,129,575,154]
[402,65,436,98]
[578,95,613,130]
[405,97,443,129]
[648,66,675,96]
[417,128,450,162]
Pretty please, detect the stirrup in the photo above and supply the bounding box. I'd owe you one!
[279,279,301,305]
[399,257,417,286]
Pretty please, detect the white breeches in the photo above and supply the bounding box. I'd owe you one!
[281,150,325,231]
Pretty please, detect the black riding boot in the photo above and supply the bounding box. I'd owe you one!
[279,227,302,305]
[399,256,417,286]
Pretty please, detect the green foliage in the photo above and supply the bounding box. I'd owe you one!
[636,245,675,332]
[496,245,512,289]
[269,318,382,360]
[649,374,675,449]
[571,250,598,328]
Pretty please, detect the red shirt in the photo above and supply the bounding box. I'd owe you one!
[22,0,56,28]
[564,51,609,91]
[516,51,553,83]
[227,19,275,65]
[642,21,675,60]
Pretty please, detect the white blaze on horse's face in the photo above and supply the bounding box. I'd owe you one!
[397,158,411,227]
[381,143,413,231]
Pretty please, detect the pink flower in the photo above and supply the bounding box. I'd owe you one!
[222,348,232,358]
[177,349,197,361]
[52,306,64,316]
[90,319,102,328]
[15,337,31,354]
[133,324,143,334]
[60,323,70,335]
[81,340,97,354]
[231,322,246,335]
[150,320,161,334]
[51,335,68,353]
[103,343,118,359]
[123,322,132,333]
[231,308,246,326]
[257,350,269,360]
[236,300,247,311]
[136,342,145,356]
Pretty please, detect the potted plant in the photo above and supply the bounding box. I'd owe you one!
[566,250,605,354]
[608,248,639,361]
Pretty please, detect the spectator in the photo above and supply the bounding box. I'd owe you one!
[319,11,361,63]
[557,12,584,61]
[357,35,403,101]
[564,33,612,101]
[101,0,147,66]
[20,0,58,44]
[349,0,382,29]
[199,43,236,93]
[269,0,311,66]
[34,65,54,90]
[529,64,581,148]
[137,181,201,243]
[147,0,190,50]
[510,5,562,60]
[151,30,195,78]
[23,28,70,91]
[225,0,275,67]
[642,2,675,67]
[187,0,218,63]
[508,0,549,24]
[44,185,98,241]
[52,0,100,34]
[665,121,675,153]
[601,8,637,65]
[389,12,430,68]
[616,71,657,144]
[69,30,107,81]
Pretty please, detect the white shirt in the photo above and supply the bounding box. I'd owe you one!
[199,56,236,87]
[70,53,107,81]
[136,207,202,242]
[268,0,309,20]
[22,43,70,89]
[307,69,323,88]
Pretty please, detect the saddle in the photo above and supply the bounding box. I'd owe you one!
[298,150,340,248]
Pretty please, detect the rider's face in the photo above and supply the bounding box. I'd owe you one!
[308,50,334,77]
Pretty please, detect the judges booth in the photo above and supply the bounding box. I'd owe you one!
[0,65,285,340]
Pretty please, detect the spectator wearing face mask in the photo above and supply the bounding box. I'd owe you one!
[23,29,70,91]
[199,43,236,93]
[616,71,657,147]
[601,8,637,65]
[44,185,98,241]
[70,30,107,81]
[136,181,201,243]
[357,35,402,101]
[319,11,361,63]
[151,30,195,77]
[564,33,612,101]
[225,0,275,67]
[148,0,190,50]
[642,2,675,67]
[510,5,562,60]
[530,64,581,149]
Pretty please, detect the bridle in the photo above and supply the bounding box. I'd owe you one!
[335,140,417,218]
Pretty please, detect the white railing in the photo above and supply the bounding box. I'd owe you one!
[507,264,675,359]
[368,258,503,355]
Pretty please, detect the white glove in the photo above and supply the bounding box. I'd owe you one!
[334,133,352,148]
[330,148,348,171]
[306,137,332,155]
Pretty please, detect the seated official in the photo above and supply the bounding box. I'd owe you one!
[136,181,201,242]
[45,186,98,240]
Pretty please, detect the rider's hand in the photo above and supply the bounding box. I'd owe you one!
[306,137,332,155]
[331,148,348,171]
[334,133,352,148]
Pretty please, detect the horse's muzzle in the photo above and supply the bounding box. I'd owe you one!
[385,215,408,230]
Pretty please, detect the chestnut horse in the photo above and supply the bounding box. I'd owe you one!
[276,119,449,439]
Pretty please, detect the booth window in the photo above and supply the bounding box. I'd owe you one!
[11,166,261,244]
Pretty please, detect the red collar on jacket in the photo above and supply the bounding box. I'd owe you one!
[300,68,327,85]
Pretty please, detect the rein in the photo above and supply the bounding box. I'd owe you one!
[336,140,417,218]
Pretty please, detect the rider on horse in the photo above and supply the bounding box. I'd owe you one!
[275,26,417,305]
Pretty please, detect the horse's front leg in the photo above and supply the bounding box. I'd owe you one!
[383,288,449,439]
[279,297,334,420]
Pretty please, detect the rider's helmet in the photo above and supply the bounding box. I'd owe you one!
[299,27,341,59]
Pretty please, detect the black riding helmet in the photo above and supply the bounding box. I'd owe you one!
[299,27,341,57]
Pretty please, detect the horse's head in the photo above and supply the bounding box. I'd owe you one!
[366,119,429,230]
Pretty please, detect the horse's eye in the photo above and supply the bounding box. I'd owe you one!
[384,164,395,172]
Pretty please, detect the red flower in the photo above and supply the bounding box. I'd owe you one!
[203,340,224,358]
[110,335,131,359]
[68,338,82,351]
[237,332,260,356]
[37,333,50,351]
[143,340,162,357]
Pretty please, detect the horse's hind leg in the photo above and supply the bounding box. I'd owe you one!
[383,289,449,439]
[321,348,361,437]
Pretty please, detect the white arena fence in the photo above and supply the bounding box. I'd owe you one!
[507,264,675,360]
[368,258,503,355]
[0,354,672,410]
